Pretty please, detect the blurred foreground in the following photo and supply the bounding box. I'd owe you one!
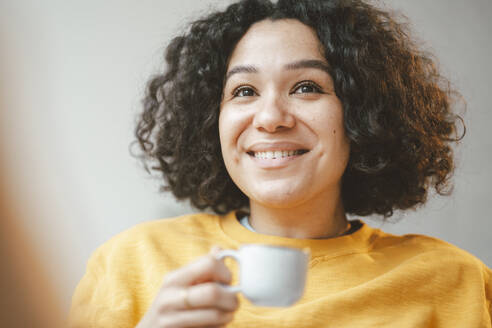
[0,166,64,328]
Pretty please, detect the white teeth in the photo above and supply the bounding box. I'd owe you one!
[253,150,303,159]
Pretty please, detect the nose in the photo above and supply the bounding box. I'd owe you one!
[252,92,295,132]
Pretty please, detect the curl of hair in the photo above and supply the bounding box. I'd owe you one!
[132,0,465,218]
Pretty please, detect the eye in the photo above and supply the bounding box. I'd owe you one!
[233,86,257,98]
[291,81,324,94]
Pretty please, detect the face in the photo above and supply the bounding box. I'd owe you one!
[219,19,350,209]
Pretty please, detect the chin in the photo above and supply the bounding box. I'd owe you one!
[248,186,308,209]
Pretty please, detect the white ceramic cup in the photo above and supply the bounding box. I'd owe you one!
[216,244,310,307]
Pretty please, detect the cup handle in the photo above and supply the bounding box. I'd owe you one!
[215,249,241,293]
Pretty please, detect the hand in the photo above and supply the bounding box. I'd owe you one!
[136,246,239,328]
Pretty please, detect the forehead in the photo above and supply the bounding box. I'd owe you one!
[227,19,326,68]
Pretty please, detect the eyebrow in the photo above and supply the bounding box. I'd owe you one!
[224,59,331,83]
[225,65,258,82]
[284,59,331,74]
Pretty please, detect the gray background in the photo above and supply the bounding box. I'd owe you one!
[0,0,490,314]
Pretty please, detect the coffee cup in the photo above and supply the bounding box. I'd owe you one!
[216,244,310,307]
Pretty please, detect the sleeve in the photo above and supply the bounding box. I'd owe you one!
[68,242,139,328]
[484,263,492,325]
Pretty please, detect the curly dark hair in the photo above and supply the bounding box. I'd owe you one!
[132,0,465,218]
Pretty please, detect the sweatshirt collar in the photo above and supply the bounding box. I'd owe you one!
[219,211,379,259]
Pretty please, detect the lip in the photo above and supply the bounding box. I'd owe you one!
[245,142,310,169]
[246,141,310,153]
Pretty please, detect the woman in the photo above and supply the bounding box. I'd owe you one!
[70,0,491,327]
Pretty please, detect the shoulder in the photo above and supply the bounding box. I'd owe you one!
[87,212,222,269]
[102,212,220,246]
[363,225,492,321]
[369,226,490,278]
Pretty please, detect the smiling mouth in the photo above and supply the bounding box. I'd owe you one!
[247,149,309,159]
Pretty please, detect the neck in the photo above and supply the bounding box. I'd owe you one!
[248,189,349,239]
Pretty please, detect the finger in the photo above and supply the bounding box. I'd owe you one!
[163,254,232,287]
[158,309,234,328]
[186,283,239,311]
[159,284,239,312]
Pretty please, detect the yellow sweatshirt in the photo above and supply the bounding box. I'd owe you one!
[70,212,492,327]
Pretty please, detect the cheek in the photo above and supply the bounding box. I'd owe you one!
[218,109,246,165]
[307,104,349,158]
[219,107,251,147]
[218,112,231,161]
[330,117,351,168]
[330,116,350,155]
